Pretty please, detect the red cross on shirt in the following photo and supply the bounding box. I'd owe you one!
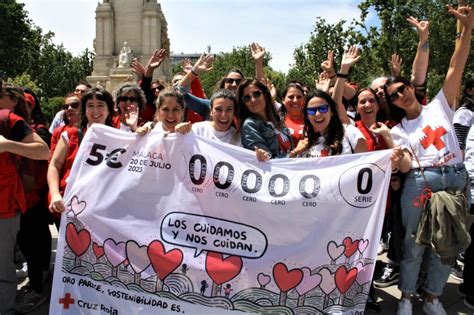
[59,293,75,309]
[419,126,447,150]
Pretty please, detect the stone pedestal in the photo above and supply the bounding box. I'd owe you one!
[87,0,171,92]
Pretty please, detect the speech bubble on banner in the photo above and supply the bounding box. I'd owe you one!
[161,212,268,259]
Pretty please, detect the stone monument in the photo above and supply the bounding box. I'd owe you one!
[87,0,171,91]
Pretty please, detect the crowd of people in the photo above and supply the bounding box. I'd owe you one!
[0,4,473,315]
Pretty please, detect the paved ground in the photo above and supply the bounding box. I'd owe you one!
[21,226,474,314]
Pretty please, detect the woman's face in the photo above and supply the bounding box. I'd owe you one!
[224,72,243,92]
[0,92,17,111]
[283,87,305,118]
[157,96,183,132]
[242,85,266,117]
[118,91,139,118]
[386,82,416,109]
[357,90,379,121]
[211,98,235,132]
[64,96,81,125]
[85,96,110,126]
[307,96,332,135]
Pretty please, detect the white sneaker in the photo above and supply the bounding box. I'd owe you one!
[423,299,447,315]
[397,298,412,315]
[377,240,388,255]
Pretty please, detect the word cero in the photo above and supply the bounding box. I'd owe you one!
[188,154,377,202]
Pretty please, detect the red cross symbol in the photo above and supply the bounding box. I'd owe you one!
[59,293,75,310]
[419,126,447,150]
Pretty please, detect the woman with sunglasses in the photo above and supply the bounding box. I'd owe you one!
[297,90,367,157]
[0,84,49,314]
[114,83,147,132]
[386,6,473,315]
[237,79,294,161]
[50,93,82,154]
[48,88,115,215]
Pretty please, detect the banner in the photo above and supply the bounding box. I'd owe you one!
[50,124,392,314]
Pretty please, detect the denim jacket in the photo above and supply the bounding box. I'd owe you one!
[240,117,293,159]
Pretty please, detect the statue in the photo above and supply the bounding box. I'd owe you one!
[118,41,133,68]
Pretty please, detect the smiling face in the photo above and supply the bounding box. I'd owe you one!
[85,96,110,126]
[224,72,244,92]
[386,82,416,111]
[283,87,305,119]
[307,96,332,135]
[211,97,235,132]
[157,96,183,132]
[371,77,387,105]
[242,85,266,118]
[118,90,139,119]
[357,90,379,123]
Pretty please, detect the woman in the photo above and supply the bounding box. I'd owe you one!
[298,90,367,157]
[114,83,147,132]
[50,93,82,154]
[138,89,186,134]
[178,89,241,146]
[237,79,293,161]
[387,6,472,315]
[279,83,306,146]
[0,84,49,314]
[48,88,115,214]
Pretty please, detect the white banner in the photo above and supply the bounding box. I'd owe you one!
[50,124,392,315]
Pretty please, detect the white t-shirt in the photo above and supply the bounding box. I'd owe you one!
[391,90,462,168]
[192,121,241,146]
[454,107,474,177]
[305,124,364,157]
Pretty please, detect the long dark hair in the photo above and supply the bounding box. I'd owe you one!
[80,88,115,128]
[279,83,305,118]
[1,84,29,120]
[303,90,345,155]
[218,69,245,90]
[355,87,387,123]
[383,76,412,123]
[236,79,281,129]
[24,88,47,126]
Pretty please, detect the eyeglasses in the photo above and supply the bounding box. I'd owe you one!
[118,96,138,103]
[224,78,242,85]
[242,90,263,103]
[306,105,330,115]
[63,101,81,110]
[388,84,408,103]
[151,86,165,93]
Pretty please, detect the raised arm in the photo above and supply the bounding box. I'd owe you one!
[334,45,360,124]
[177,53,214,90]
[144,48,167,78]
[407,16,430,86]
[251,42,266,82]
[443,5,473,107]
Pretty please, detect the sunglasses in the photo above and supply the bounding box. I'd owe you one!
[388,84,408,103]
[63,101,81,110]
[242,90,263,103]
[224,78,242,85]
[118,96,138,103]
[306,105,330,115]
[152,86,165,93]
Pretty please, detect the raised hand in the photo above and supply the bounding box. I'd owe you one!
[147,48,167,71]
[407,16,430,42]
[321,50,335,77]
[192,54,214,76]
[390,53,402,77]
[175,121,192,134]
[131,59,146,78]
[181,58,193,74]
[447,5,473,29]
[315,71,331,92]
[124,104,139,130]
[340,45,360,72]
[250,42,265,61]
[261,78,276,100]
[255,146,270,162]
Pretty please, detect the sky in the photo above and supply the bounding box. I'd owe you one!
[19,0,373,74]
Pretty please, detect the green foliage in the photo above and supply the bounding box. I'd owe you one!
[8,73,40,94]
[41,96,64,123]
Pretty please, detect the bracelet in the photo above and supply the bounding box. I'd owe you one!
[336,72,349,78]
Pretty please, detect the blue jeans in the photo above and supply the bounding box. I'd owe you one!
[398,163,469,296]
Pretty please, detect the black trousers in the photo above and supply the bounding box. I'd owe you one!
[462,204,474,297]
[17,204,52,293]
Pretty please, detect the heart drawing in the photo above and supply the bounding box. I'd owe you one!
[148,240,183,281]
[126,241,151,274]
[67,196,87,217]
[65,223,91,257]
[295,267,322,296]
[257,273,271,287]
[335,265,358,294]
[343,237,359,258]
[103,239,127,267]
[272,262,303,293]
[327,241,345,261]
[205,252,243,285]
[92,242,104,258]
[318,267,336,295]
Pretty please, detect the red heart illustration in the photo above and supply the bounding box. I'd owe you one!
[335,265,358,294]
[273,262,303,293]
[93,242,104,258]
[66,223,91,257]
[147,240,183,280]
[343,237,359,258]
[205,252,243,285]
